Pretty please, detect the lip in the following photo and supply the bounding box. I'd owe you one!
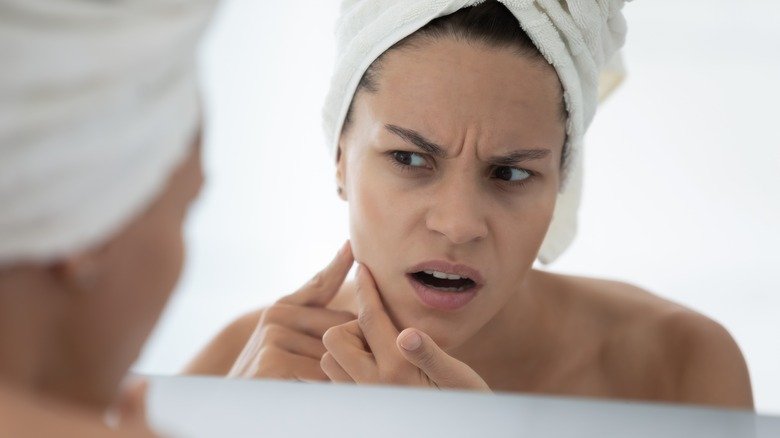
[406,260,484,311]
[406,260,485,286]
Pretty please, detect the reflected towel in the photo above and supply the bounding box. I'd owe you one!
[323,0,630,263]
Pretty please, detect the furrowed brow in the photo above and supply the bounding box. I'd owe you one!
[490,149,551,166]
[384,124,447,158]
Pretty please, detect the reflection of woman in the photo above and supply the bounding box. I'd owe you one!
[188,1,753,409]
[0,1,214,435]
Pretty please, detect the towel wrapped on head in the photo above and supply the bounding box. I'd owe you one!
[0,0,215,265]
[323,0,630,264]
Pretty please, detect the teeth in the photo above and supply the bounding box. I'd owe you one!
[423,270,465,280]
[436,286,466,292]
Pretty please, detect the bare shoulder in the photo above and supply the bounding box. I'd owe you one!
[183,308,264,375]
[654,307,753,409]
[540,271,753,409]
[0,386,153,437]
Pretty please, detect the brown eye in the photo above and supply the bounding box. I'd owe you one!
[493,166,531,182]
[392,151,426,167]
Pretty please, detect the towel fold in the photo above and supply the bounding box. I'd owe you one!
[0,0,216,265]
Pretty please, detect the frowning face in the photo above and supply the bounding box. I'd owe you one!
[337,38,566,350]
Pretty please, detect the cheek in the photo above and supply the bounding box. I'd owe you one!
[530,184,559,247]
[127,204,187,308]
[104,204,187,354]
[492,190,558,284]
[346,159,404,266]
[519,188,557,246]
[345,159,420,324]
[154,212,187,291]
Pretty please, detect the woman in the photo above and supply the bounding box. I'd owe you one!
[0,1,215,435]
[187,1,753,409]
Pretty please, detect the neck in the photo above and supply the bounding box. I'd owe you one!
[0,265,102,411]
[451,268,565,390]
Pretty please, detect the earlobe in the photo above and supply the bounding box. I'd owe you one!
[52,252,99,293]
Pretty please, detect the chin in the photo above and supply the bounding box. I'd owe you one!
[425,326,474,352]
[378,289,472,351]
[387,309,467,352]
[425,330,463,351]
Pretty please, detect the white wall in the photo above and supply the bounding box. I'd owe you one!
[134,0,780,415]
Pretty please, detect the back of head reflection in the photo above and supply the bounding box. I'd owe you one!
[0,0,214,434]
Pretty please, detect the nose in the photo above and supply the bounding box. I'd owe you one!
[425,176,488,245]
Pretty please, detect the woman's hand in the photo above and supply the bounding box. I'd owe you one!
[320,264,490,391]
[228,242,357,382]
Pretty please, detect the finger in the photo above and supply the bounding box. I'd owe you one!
[396,328,490,391]
[278,241,354,307]
[322,321,375,383]
[255,324,328,360]
[282,353,330,382]
[229,305,356,378]
[288,356,330,382]
[323,320,367,350]
[228,321,336,377]
[355,264,399,363]
[234,346,329,381]
[261,303,356,338]
[320,352,355,383]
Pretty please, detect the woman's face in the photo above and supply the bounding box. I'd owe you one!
[338,39,566,350]
[62,141,203,408]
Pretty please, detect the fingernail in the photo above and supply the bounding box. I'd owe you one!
[399,330,422,351]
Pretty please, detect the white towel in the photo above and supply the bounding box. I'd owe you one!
[323,0,630,264]
[0,0,216,265]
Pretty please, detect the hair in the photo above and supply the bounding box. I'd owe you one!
[340,0,568,165]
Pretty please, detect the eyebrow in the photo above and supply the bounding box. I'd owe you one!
[489,149,551,166]
[384,124,551,166]
[385,124,447,158]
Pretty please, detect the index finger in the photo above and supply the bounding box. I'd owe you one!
[355,264,399,363]
[279,241,354,307]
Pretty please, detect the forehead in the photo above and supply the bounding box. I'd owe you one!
[356,39,565,153]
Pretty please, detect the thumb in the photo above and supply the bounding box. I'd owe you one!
[396,328,490,392]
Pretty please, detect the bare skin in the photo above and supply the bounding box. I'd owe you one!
[0,379,154,437]
[187,267,753,409]
[0,142,204,435]
[187,37,753,410]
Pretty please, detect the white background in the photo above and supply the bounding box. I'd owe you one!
[134,0,780,415]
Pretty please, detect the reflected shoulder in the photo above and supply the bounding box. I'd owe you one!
[182,309,265,375]
[535,270,752,409]
[657,309,754,409]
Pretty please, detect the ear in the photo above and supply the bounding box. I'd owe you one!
[335,140,348,201]
[51,250,100,293]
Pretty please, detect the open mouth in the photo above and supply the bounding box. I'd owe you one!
[410,270,477,292]
[406,261,483,311]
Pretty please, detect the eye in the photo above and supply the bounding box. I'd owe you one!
[492,166,532,182]
[392,151,428,168]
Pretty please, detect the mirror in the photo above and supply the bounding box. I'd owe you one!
[135,0,780,415]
